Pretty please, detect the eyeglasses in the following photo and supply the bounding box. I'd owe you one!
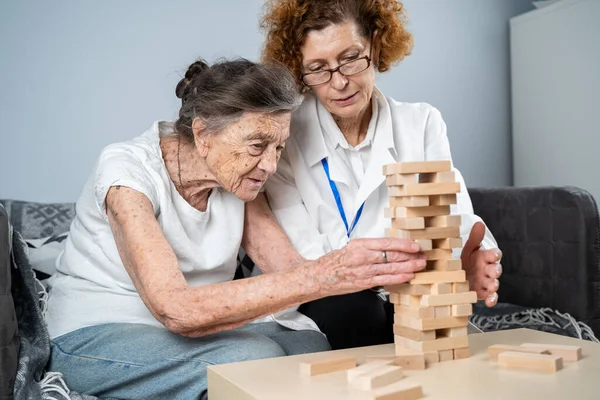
[301,56,372,87]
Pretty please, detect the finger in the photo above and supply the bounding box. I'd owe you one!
[485,278,500,293]
[355,237,421,253]
[372,259,427,275]
[369,273,416,287]
[485,292,498,307]
[483,248,502,263]
[384,250,427,263]
[461,221,485,259]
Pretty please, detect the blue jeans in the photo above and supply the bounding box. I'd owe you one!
[48,322,330,400]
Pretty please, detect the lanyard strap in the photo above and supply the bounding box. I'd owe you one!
[321,158,365,238]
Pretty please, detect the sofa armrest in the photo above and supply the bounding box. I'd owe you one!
[468,186,600,334]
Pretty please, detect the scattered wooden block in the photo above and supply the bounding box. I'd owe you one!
[385,283,431,296]
[386,173,419,186]
[428,194,457,206]
[390,226,460,240]
[350,365,404,391]
[386,205,451,218]
[420,292,477,307]
[396,335,469,352]
[394,305,435,319]
[430,282,452,295]
[388,196,430,207]
[451,303,473,317]
[418,171,456,183]
[347,360,395,382]
[520,343,582,362]
[427,259,462,271]
[370,381,424,400]
[454,347,471,360]
[432,237,462,249]
[423,248,453,261]
[383,161,451,175]
[395,315,469,331]
[438,326,468,337]
[497,352,563,373]
[438,349,454,362]
[452,282,470,293]
[434,306,451,318]
[487,345,550,360]
[392,217,425,230]
[366,354,426,370]
[410,270,466,285]
[388,182,460,197]
[425,215,461,228]
[299,356,357,376]
[394,325,436,341]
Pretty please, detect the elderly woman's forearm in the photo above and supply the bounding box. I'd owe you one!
[156,264,322,335]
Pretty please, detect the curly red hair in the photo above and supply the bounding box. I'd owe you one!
[260,0,413,90]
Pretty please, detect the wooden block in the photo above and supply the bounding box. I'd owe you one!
[347,360,395,382]
[520,343,582,362]
[388,196,430,207]
[396,335,469,352]
[451,303,473,317]
[370,381,424,400]
[432,237,463,249]
[394,325,436,341]
[427,259,462,271]
[387,205,451,218]
[438,326,468,337]
[419,171,456,183]
[383,161,451,175]
[454,347,471,360]
[385,283,431,296]
[386,173,419,186]
[424,351,439,364]
[395,314,469,331]
[438,349,454,362]
[420,292,477,307]
[391,226,460,240]
[434,306,451,318]
[394,305,435,319]
[452,282,470,293]
[410,270,466,285]
[497,352,563,373]
[389,293,420,308]
[366,354,426,370]
[415,239,432,251]
[392,217,425,230]
[487,345,550,360]
[423,248,453,261]
[350,365,404,391]
[429,194,457,206]
[430,283,452,295]
[425,215,461,228]
[388,182,460,197]
[299,356,357,376]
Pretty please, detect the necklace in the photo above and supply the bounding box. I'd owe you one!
[177,135,183,189]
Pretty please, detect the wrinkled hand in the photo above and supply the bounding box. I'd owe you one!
[312,238,427,296]
[461,222,503,307]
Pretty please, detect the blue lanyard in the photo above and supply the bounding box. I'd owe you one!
[321,158,365,238]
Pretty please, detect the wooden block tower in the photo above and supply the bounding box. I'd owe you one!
[382,160,476,363]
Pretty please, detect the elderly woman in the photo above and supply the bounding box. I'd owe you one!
[45,58,426,399]
[244,0,504,349]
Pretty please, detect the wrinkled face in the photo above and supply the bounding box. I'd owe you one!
[195,112,291,202]
[301,20,375,120]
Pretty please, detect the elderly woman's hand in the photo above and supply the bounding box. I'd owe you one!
[461,222,503,307]
[308,238,427,296]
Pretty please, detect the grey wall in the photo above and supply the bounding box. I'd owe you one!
[0,0,533,203]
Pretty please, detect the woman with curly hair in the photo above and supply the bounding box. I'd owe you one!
[245,0,504,349]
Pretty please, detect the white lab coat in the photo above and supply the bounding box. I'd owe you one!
[264,88,498,261]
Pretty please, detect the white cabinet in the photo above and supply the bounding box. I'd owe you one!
[510,0,600,200]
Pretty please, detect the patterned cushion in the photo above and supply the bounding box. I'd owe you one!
[0,200,75,239]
